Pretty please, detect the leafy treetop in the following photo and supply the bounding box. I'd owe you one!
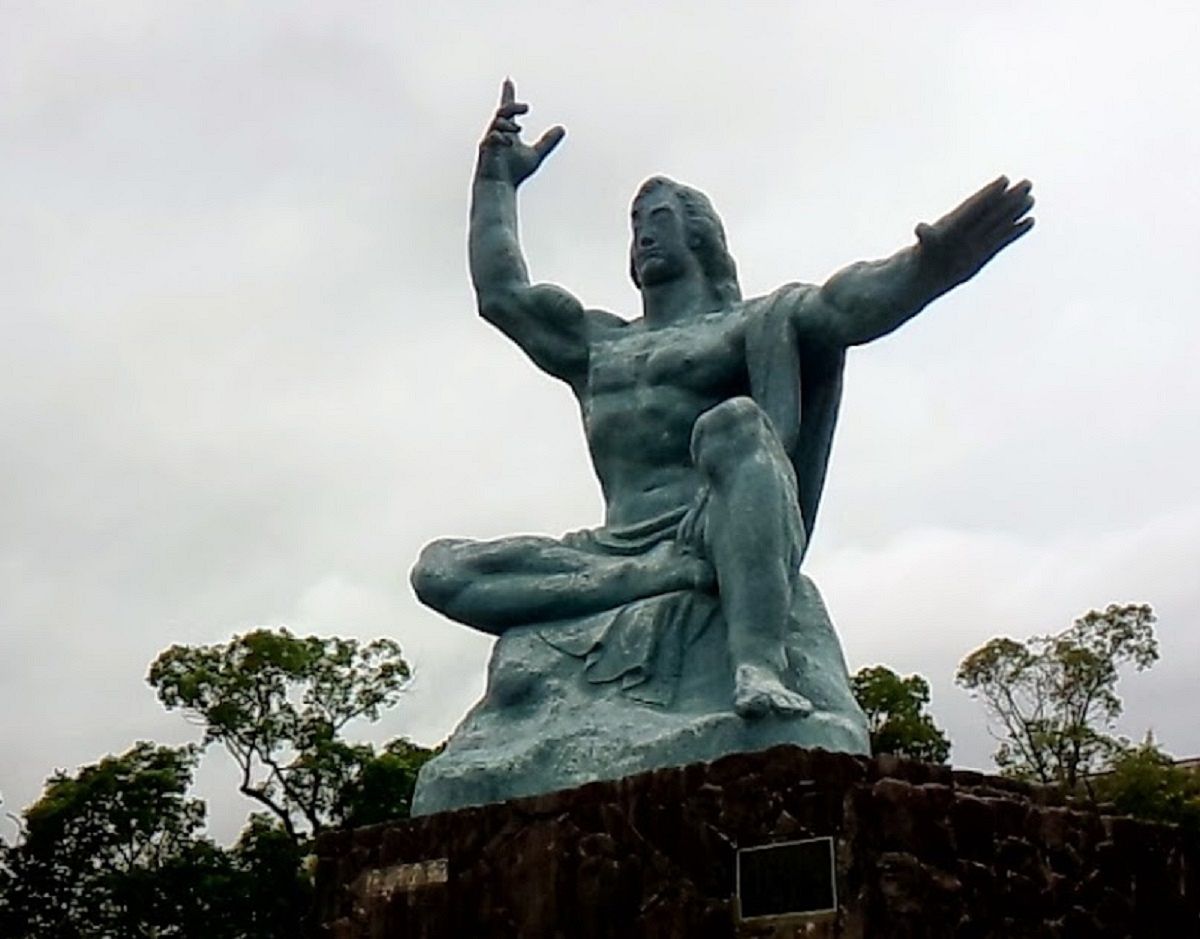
[955,602,1157,788]
[851,665,951,764]
[1093,734,1200,833]
[148,628,412,840]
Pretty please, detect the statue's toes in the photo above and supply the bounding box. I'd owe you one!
[729,696,768,725]
[734,686,771,719]
[770,687,814,717]
[733,664,812,719]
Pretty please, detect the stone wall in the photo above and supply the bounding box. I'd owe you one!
[313,745,1199,938]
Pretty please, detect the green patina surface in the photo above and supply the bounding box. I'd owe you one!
[409,81,1034,815]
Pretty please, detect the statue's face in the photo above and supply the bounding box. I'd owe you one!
[630,191,694,287]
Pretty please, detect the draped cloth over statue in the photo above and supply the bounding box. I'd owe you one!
[743,284,847,545]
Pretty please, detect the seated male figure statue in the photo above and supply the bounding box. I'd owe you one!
[412,81,1033,719]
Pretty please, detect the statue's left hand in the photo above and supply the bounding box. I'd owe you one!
[915,177,1034,287]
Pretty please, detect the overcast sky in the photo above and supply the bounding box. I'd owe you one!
[2,2,1198,844]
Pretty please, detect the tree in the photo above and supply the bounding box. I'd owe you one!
[0,742,239,939]
[217,815,312,938]
[3,630,427,937]
[1093,735,1200,832]
[851,665,951,763]
[338,737,441,828]
[147,628,413,840]
[0,742,325,938]
[955,603,1157,788]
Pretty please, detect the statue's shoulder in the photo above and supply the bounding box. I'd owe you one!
[526,284,631,336]
[582,309,634,352]
[737,283,843,362]
[736,282,819,320]
[585,307,633,332]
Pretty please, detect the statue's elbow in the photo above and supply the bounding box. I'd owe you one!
[476,288,522,327]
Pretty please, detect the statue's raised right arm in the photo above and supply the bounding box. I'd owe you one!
[470,80,591,388]
[810,176,1034,347]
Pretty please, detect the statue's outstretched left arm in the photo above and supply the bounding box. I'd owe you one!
[813,177,1034,347]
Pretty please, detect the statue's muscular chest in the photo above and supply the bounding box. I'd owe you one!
[586,313,746,399]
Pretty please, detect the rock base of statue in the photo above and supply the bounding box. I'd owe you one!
[412,575,869,816]
[314,744,1200,938]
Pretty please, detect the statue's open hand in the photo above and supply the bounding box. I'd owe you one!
[477,79,565,186]
[915,176,1034,287]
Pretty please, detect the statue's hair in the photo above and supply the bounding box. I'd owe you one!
[629,176,742,306]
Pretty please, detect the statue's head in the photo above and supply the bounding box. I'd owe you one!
[629,176,741,306]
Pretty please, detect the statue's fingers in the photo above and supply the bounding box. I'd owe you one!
[1005,187,1035,222]
[497,102,529,119]
[975,175,1011,203]
[1010,178,1033,200]
[500,78,516,106]
[484,130,514,148]
[533,125,566,162]
[992,216,1035,256]
[1004,215,1035,243]
[967,188,1035,241]
[949,176,1011,227]
[492,117,522,134]
[982,181,1034,222]
[977,216,1035,259]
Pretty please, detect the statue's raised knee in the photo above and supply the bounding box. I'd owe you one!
[410,538,469,613]
[690,396,776,477]
[691,396,796,495]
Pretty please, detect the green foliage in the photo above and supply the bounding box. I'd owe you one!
[22,742,205,860]
[1093,736,1200,832]
[222,815,312,937]
[0,748,322,938]
[0,742,239,938]
[955,603,1157,787]
[3,631,429,937]
[851,665,951,763]
[148,628,412,839]
[338,738,441,828]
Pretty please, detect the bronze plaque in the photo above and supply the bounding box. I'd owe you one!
[737,837,836,919]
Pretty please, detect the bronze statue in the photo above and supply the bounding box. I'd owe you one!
[410,81,1033,813]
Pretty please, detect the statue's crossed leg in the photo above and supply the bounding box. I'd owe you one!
[411,397,813,718]
[412,534,709,635]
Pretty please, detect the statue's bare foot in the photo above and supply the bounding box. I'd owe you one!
[734,663,813,719]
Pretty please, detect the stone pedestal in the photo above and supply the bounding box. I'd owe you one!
[314,745,1200,938]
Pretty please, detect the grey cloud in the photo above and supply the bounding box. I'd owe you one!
[2,3,1198,840]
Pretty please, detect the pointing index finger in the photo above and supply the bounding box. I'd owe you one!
[501,78,516,107]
